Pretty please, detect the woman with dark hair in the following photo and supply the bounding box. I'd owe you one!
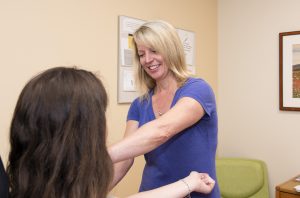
[7,67,112,198]
[6,67,214,198]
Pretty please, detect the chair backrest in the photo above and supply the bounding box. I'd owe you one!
[216,158,269,198]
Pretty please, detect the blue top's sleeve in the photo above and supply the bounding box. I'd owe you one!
[178,79,216,117]
[127,98,140,121]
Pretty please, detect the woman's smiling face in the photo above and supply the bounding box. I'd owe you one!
[137,44,169,81]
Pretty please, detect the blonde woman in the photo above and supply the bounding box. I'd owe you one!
[110,20,220,198]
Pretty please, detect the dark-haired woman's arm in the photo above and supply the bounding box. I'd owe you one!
[109,120,139,188]
[127,171,215,198]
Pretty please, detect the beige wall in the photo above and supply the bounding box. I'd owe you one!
[218,0,300,197]
[0,0,217,197]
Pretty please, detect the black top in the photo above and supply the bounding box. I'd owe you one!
[0,156,8,198]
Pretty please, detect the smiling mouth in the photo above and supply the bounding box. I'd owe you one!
[148,64,160,70]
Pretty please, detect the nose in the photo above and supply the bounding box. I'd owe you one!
[144,52,153,63]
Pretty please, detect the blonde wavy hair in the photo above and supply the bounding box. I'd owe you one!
[132,20,190,99]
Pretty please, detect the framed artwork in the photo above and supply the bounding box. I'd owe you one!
[118,16,144,103]
[279,31,300,111]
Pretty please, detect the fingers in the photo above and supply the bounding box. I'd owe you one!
[199,173,209,179]
[198,172,216,191]
[190,171,213,183]
[187,171,215,194]
[202,175,215,186]
[206,178,215,187]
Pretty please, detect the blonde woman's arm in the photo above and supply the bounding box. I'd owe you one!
[109,97,205,163]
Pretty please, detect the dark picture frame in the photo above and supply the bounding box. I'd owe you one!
[279,31,300,111]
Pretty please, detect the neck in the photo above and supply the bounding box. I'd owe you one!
[155,76,178,95]
[153,77,178,117]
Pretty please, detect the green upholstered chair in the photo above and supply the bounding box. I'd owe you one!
[216,158,270,198]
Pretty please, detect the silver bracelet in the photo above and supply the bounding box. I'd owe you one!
[181,179,191,198]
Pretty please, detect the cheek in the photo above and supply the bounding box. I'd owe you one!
[139,58,147,67]
[141,64,148,71]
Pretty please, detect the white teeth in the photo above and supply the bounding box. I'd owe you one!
[148,64,159,70]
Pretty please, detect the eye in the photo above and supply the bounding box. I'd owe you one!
[150,49,156,53]
[138,53,144,58]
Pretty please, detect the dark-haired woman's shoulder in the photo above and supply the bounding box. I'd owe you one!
[0,156,9,198]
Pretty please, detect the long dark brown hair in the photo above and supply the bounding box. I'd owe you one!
[7,67,112,198]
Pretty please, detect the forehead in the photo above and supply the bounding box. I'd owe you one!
[134,36,154,50]
[136,44,151,51]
